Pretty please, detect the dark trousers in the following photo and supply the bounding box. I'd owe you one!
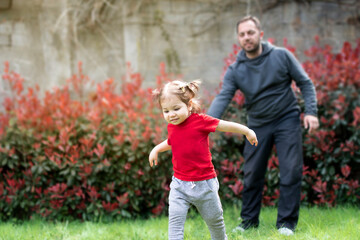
[241,111,303,231]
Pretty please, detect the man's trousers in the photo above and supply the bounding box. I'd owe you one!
[241,110,303,231]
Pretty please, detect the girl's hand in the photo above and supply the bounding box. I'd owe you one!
[246,129,258,146]
[148,139,171,167]
[149,149,158,167]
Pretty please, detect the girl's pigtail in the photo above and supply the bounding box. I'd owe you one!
[185,79,201,98]
[187,79,202,114]
[188,79,201,93]
[152,88,162,107]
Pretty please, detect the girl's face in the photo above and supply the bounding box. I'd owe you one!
[161,94,191,125]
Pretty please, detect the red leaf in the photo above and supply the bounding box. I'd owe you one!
[94,143,105,158]
[124,163,131,171]
[102,201,119,212]
[352,106,360,126]
[116,192,129,205]
[341,165,351,178]
[87,186,100,200]
[313,180,327,193]
[151,202,165,216]
[229,180,243,196]
[0,182,4,196]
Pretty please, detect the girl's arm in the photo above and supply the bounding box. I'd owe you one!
[216,120,258,146]
[149,139,171,167]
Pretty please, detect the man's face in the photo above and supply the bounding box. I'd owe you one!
[237,20,263,55]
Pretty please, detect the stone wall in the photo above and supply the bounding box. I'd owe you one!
[0,0,359,95]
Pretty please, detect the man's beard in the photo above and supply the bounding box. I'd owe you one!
[243,41,261,55]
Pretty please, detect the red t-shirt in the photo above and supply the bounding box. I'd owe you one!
[167,113,220,181]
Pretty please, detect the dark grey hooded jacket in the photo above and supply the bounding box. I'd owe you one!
[207,41,317,127]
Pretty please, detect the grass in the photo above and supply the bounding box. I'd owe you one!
[0,205,359,240]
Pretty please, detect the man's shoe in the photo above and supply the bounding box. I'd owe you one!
[278,227,294,236]
[232,225,245,233]
[232,221,259,233]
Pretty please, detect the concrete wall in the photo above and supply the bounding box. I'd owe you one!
[0,0,71,92]
[0,0,359,95]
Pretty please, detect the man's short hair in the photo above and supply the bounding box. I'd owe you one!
[236,16,262,33]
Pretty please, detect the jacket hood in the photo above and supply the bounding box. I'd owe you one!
[236,41,274,63]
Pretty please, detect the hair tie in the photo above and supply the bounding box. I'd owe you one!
[180,83,189,93]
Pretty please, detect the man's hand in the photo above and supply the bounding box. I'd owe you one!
[304,115,319,133]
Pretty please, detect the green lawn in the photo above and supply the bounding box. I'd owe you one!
[0,205,359,240]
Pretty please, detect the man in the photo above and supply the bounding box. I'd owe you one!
[207,16,319,236]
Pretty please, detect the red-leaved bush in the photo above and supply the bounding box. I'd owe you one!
[0,62,176,220]
[0,37,359,221]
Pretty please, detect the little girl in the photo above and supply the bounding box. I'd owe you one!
[149,80,258,240]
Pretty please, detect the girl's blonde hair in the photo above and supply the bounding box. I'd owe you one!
[153,79,202,114]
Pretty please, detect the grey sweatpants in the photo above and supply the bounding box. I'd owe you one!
[168,176,227,240]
